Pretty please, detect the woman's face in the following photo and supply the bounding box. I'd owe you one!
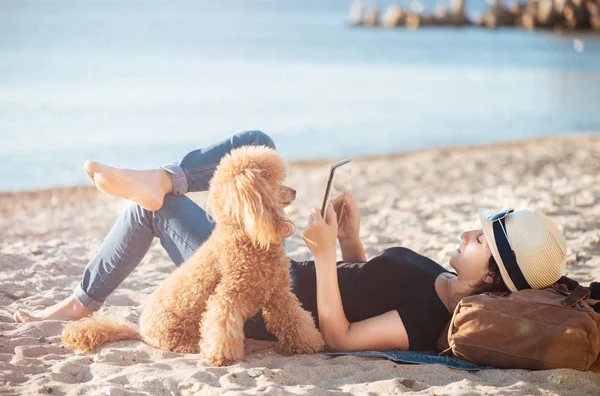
[449,229,493,283]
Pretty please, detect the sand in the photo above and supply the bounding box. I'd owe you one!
[1,134,599,395]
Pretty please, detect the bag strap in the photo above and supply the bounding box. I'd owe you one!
[563,285,591,307]
[591,282,600,300]
[556,275,581,291]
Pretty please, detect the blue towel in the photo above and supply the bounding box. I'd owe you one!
[322,350,491,371]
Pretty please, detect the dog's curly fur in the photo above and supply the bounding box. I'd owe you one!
[62,146,325,366]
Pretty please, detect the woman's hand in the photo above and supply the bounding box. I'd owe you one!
[302,203,338,262]
[334,191,360,245]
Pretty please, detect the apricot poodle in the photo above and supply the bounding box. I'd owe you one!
[62,146,325,366]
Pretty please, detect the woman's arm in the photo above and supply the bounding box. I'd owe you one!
[303,205,352,348]
[302,204,409,352]
[314,252,408,352]
[327,310,410,352]
[313,252,351,348]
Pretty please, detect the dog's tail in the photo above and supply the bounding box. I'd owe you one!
[62,316,140,352]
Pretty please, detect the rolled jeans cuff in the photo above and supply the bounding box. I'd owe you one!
[74,283,104,312]
[160,163,188,196]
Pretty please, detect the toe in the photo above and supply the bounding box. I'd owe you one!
[86,172,96,187]
[13,311,22,323]
[83,160,93,172]
[84,160,103,173]
[18,312,37,322]
[85,171,96,186]
[14,311,34,323]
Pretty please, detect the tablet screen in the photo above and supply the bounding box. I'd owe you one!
[321,159,353,219]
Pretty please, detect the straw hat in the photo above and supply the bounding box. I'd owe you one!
[479,208,567,292]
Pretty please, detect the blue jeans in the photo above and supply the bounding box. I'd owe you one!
[73,130,296,315]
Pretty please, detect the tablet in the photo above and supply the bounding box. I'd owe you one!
[321,158,354,219]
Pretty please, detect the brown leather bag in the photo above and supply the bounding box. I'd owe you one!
[439,284,600,371]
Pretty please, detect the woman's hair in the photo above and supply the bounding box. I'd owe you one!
[472,255,509,295]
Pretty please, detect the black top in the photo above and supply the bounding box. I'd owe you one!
[244,247,452,351]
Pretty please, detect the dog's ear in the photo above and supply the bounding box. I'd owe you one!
[206,146,294,248]
[222,170,294,249]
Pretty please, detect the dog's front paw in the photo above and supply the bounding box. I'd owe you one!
[278,327,325,355]
[201,347,240,367]
[207,355,233,367]
[200,338,245,367]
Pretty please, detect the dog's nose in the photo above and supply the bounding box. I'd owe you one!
[290,188,297,198]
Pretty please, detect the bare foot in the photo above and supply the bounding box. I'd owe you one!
[13,295,93,323]
[84,160,173,211]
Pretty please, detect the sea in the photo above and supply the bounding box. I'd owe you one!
[1,0,599,191]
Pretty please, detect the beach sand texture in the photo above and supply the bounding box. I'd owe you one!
[1,135,600,395]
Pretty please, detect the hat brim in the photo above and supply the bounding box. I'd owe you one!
[478,209,517,292]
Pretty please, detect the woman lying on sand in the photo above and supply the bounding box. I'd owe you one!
[13,130,568,352]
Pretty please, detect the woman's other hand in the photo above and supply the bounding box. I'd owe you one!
[302,203,338,261]
[335,191,360,245]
